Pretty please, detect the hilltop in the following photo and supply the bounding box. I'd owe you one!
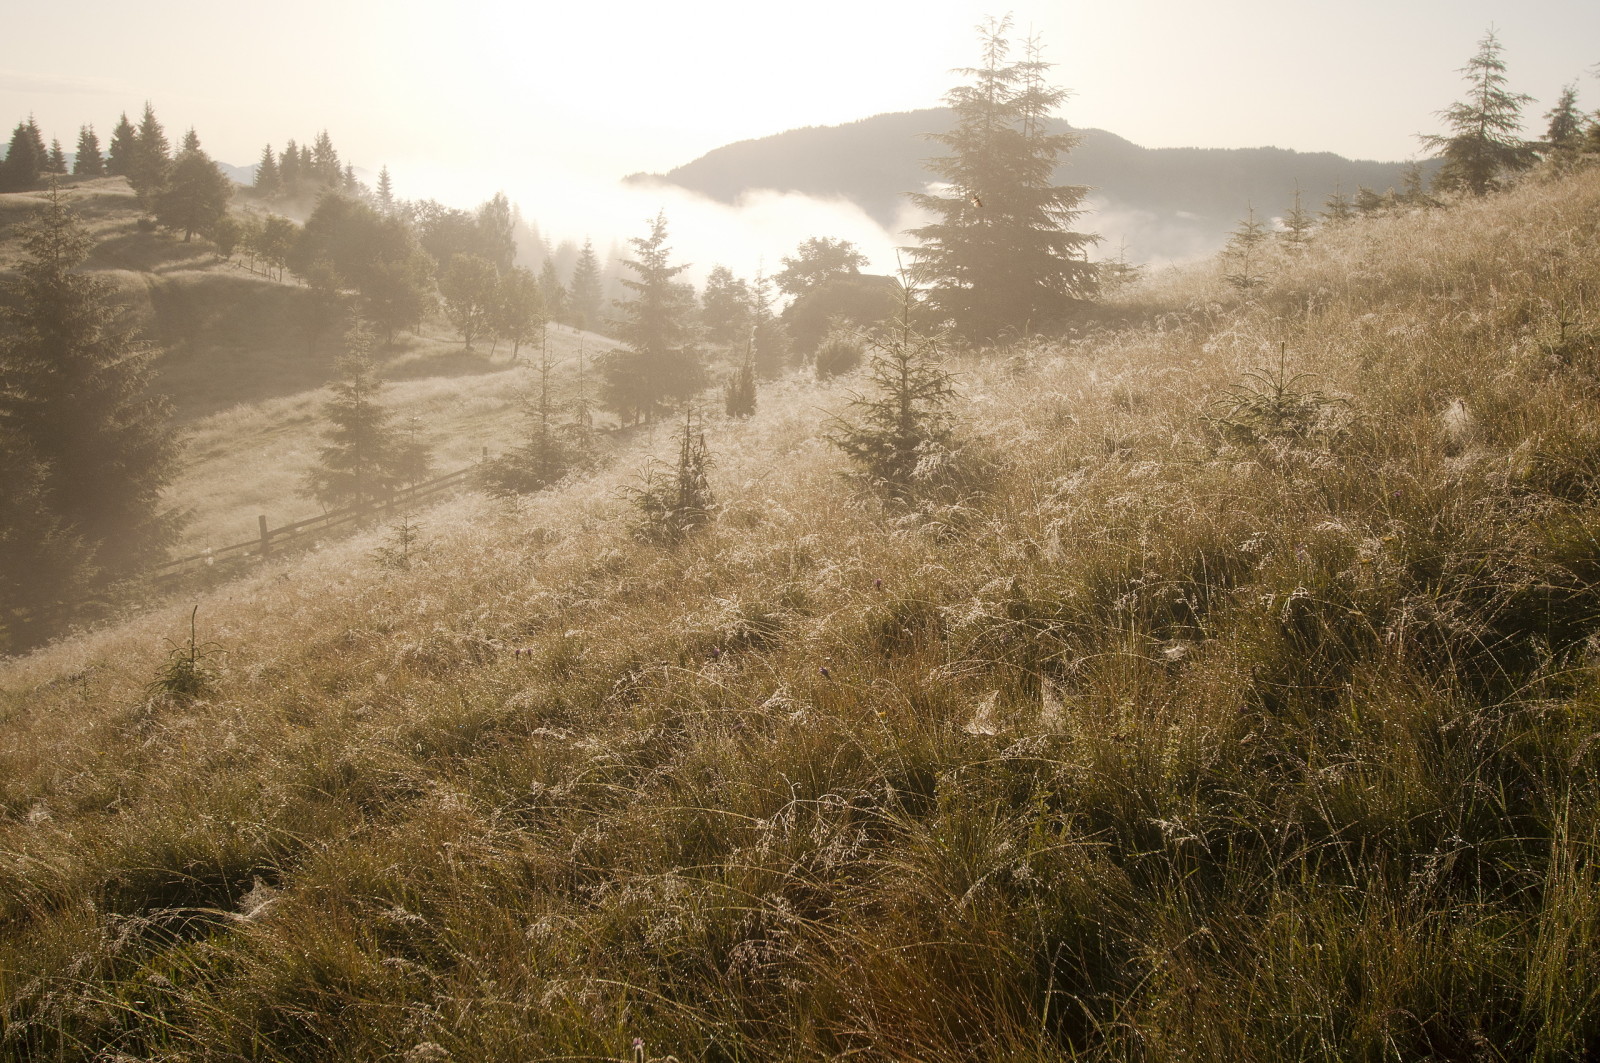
[4,166,1600,1059]
[632,107,1434,261]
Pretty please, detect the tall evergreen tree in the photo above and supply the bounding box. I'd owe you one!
[474,192,517,273]
[1321,182,1355,224]
[0,120,43,192]
[279,138,301,194]
[907,20,1097,343]
[128,101,171,202]
[0,184,180,578]
[105,113,136,177]
[1222,205,1271,292]
[569,238,605,332]
[1279,186,1314,254]
[47,139,67,175]
[1419,29,1535,196]
[179,128,202,154]
[254,144,280,195]
[73,125,103,176]
[311,129,341,187]
[376,165,395,214]
[601,212,704,424]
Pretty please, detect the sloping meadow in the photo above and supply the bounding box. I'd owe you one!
[5,168,1600,1060]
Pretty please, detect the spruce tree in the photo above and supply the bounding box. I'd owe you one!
[601,212,705,424]
[105,113,136,177]
[629,407,714,545]
[1320,182,1355,224]
[254,144,280,195]
[569,239,605,332]
[0,120,43,192]
[73,125,103,176]
[279,138,301,194]
[829,283,959,501]
[749,267,788,378]
[1279,186,1314,254]
[1419,29,1534,196]
[0,184,180,577]
[311,130,341,188]
[129,101,171,202]
[0,425,93,645]
[376,165,395,214]
[482,343,582,496]
[306,326,430,510]
[47,139,67,175]
[907,20,1097,343]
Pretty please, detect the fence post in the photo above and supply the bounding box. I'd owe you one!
[259,514,270,559]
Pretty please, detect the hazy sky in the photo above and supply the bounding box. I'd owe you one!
[3,0,1597,267]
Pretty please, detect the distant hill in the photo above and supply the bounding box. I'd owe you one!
[633,108,1433,263]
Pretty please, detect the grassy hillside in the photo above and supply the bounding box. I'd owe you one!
[5,168,1600,1060]
[1,178,624,558]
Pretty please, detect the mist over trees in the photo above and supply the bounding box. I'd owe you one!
[602,212,704,424]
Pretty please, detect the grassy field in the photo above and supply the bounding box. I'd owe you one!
[4,167,1600,1060]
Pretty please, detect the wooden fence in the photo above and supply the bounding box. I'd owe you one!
[149,463,481,585]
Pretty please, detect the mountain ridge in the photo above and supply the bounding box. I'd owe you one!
[633,107,1435,262]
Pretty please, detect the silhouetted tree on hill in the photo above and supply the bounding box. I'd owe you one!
[73,126,103,176]
[907,19,1097,342]
[128,102,171,203]
[0,119,44,192]
[105,113,136,178]
[1419,29,1534,196]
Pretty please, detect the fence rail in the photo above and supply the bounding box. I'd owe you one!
[150,464,480,584]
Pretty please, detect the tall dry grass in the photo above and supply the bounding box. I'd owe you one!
[4,167,1600,1061]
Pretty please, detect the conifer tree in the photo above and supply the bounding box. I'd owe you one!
[311,130,341,187]
[0,120,43,192]
[179,128,201,154]
[724,345,757,419]
[1279,186,1314,253]
[482,343,582,496]
[1419,29,1535,196]
[829,282,959,501]
[908,20,1097,343]
[629,407,714,545]
[569,239,605,332]
[73,126,103,176]
[254,145,280,195]
[0,184,180,578]
[306,325,429,510]
[279,138,301,194]
[601,212,705,424]
[0,425,93,645]
[1321,182,1355,224]
[106,114,136,177]
[1222,205,1271,292]
[128,102,171,203]
[47,139,67,175]
[376,165,395,214]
